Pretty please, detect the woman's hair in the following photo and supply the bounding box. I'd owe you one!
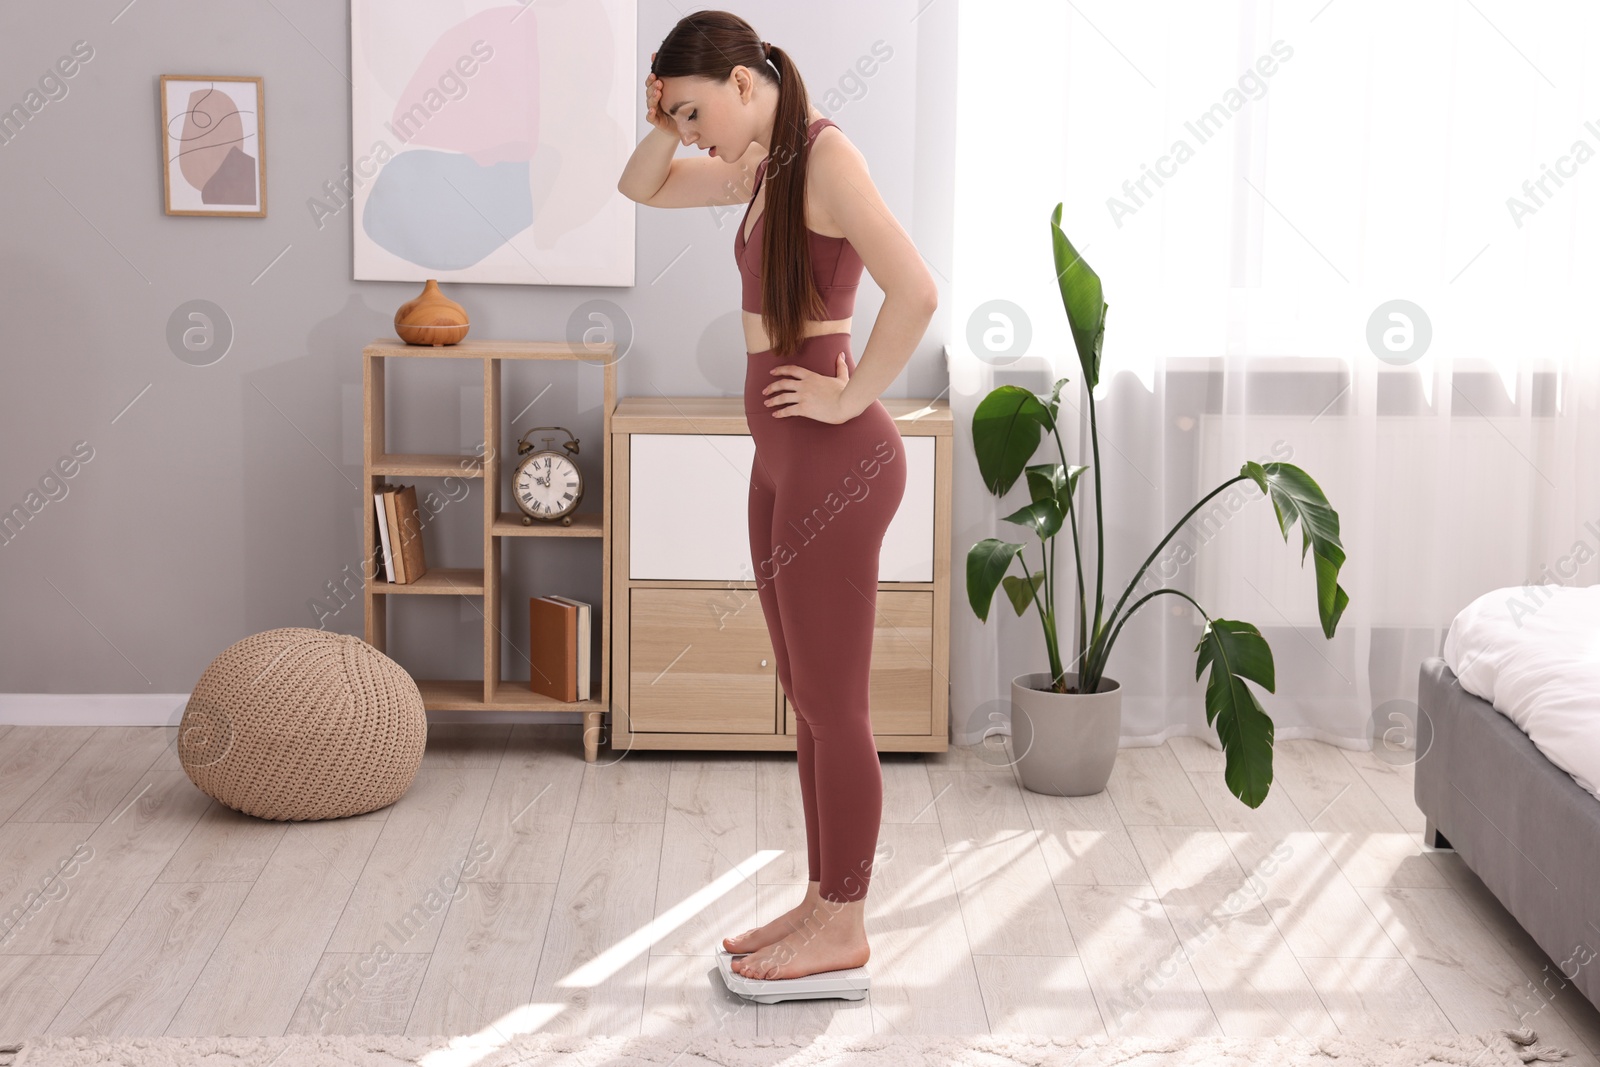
[652,10,829,359]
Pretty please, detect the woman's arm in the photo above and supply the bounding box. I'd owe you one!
[809,131,938,418]
[618,127,763,208]
[616,125,684,203]
[842,287,938,419]
[618,64,760,207]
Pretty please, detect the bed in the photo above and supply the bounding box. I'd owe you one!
[1415,583,1600,1012]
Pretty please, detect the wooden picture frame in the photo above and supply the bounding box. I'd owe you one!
[159,75,266,217]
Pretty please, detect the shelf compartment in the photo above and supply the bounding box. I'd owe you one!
[371,453,484,478]
[369,567,484,595]
[414,679,486,709]
[489,678,603,711]
[491,512,604,538]
[413,678,603,712]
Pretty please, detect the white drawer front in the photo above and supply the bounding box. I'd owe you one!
[629,433,934,582]
[629,434,755,581]
[884,435,935,581]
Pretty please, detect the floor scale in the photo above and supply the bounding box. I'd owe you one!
[715,947,871,1003]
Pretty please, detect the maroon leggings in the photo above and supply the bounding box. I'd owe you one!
[744,331,906,903]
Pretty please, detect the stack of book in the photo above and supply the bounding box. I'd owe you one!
[529,595,593,702]
[374,483,428,583]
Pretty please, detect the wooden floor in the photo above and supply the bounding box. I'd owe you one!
[0,723,1598,1057]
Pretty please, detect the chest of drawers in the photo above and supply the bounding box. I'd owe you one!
[609,397,952,752]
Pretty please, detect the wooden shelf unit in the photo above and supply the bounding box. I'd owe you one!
[361,338,614,761]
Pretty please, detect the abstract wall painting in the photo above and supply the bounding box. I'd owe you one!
[160,75,267,217]
[350,1,637,285]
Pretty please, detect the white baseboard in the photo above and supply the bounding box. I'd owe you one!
[0,693,191,726]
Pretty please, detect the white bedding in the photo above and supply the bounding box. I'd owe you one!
[1442,583,1600,801]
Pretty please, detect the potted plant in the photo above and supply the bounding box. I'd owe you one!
[965,205,1350,807]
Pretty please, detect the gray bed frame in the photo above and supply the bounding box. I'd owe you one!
[1416,657,1600,1011]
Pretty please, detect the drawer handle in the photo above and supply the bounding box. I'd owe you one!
[761,659,769,667]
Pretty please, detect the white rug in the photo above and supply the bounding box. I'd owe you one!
[0,1027,1572,1066]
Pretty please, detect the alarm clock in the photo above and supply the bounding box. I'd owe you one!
[512,426,584,525]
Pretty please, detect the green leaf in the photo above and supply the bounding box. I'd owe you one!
[1194,618,1275,693]
[1001,498,1064,541]
[1042,376,1073,427]
[972,386,1055,497]
[1049,204,1108,391]
[1025,462,1089,519]
[1002,569,1045,615]
[1239,461,1350,639]
[1194,618,1276,808]
[966,538,1026,622]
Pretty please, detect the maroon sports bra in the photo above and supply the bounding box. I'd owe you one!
[734,116,864,319]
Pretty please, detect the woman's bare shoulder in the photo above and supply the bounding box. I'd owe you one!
[806,119,870,207]
[810,119,863,167]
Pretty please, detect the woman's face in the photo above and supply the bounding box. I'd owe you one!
[658,70,755,160]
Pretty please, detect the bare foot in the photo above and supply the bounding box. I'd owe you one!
[722,882,821,956]
[730,898,870,979]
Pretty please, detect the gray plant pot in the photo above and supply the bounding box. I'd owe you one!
[1009,671,1122,796]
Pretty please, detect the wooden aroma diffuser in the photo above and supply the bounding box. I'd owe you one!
[394,279,470,346]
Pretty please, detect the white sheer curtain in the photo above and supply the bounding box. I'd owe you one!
[1093,353,1600,748]
[951,0,1600,748]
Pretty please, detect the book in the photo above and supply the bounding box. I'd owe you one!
[528,595,578,701]
[394,484,429,584]
[547,595,592,700]
[383,487,408,583]
[374,485,396,582]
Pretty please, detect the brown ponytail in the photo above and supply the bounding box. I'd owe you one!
[652,12,829,359]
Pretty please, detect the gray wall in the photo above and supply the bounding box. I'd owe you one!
[0,1,956,701]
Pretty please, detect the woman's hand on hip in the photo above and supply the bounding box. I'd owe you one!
[763,352,860,424]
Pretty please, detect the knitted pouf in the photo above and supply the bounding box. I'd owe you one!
[178,627,428,821]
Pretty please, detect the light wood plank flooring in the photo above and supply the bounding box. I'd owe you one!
[0,724,1597,1059]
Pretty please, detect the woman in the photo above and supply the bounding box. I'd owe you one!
[617,11,937,982]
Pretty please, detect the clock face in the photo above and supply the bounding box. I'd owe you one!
[514,452,581,518]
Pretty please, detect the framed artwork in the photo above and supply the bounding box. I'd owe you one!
[159,75,267,217]
[350,0,636,285]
